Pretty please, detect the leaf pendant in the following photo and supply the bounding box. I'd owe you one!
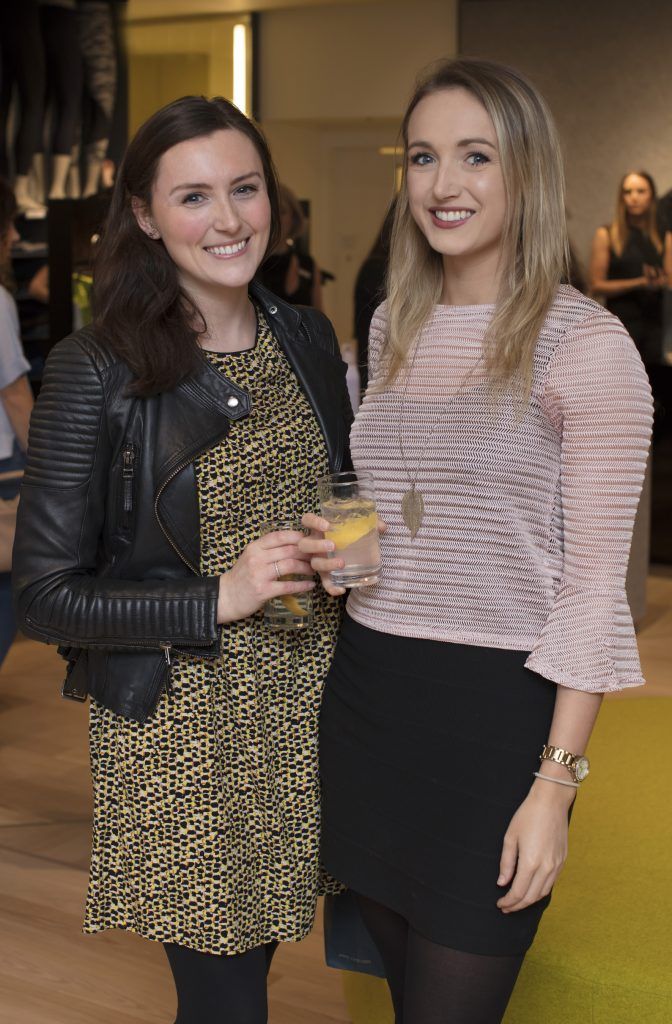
[401,487,424,538]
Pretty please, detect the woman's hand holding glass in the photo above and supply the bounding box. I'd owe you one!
[216,530,315,623]
[299,512,386,597]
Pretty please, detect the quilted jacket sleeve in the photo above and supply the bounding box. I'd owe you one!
[12,336,220,651]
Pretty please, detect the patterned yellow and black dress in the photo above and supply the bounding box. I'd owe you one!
[84,310,342,955]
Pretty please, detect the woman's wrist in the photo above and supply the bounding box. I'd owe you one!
[530,763,578,805]
[216,573,236,624]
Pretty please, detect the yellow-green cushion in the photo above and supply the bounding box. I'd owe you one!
[342,698,672,1022]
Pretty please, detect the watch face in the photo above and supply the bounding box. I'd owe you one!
[575,756,590,782]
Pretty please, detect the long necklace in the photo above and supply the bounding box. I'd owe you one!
[398,332,483,539]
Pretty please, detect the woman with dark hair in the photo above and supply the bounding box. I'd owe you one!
[302,59,652,1022]
[590,170,672,365]
[0,178,33,667]
[353,199,397,393]
[13,96,351,1022]
[257,182,323,309]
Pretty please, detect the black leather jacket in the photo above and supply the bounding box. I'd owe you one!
[13,284,352,722]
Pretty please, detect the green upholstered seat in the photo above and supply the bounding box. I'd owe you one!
[341,698,672,1023]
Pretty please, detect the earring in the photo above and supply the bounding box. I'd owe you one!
[147,227,160,239]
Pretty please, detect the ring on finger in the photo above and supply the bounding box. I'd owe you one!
[273,560,281,580]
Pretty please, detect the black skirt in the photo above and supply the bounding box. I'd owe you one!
[319,614,558,956]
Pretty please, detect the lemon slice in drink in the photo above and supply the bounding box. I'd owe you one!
[281,594,310,616]
[325,512,378,551]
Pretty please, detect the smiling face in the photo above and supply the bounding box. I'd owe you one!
[406,87,507,290]
[621,173,653,220]
[135,128,271,301]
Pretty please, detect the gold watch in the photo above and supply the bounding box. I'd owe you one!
[540,744,590,784]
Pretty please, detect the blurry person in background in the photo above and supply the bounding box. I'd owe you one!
[657,185,672,241]
[257,182,323,309]
[590,170,672,366]
[12,97,351,1023]
[0,178,33,668]
[353,199,396,394]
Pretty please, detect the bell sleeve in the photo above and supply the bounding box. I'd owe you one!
[524,310,654,693]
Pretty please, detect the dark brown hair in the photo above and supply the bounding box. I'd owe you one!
[0,177,17,290]
[93,96,280,395]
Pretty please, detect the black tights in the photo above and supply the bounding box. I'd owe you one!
[356,894,525,1024]
[163,941,278,1024]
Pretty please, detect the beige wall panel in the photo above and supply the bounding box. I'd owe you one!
[261,0,458,344]
[264,121,400,344]
[126,17,237,132]
[260,0,458,121]
[460,0,672,272]
[129,54,210,133]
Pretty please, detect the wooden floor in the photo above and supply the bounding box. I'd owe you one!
[1,568,670,1023]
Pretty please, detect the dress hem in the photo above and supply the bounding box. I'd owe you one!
[81,919,313,957]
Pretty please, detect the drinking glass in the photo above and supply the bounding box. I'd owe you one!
[260,519,313,630]
[317,470,381,588]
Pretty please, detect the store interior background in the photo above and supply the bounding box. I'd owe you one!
[28,0,672,577]
[126,0,672,356]
[2,2,672,1022]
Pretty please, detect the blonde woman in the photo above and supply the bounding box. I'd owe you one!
[590,170,672,365]
[302,59,653,1023]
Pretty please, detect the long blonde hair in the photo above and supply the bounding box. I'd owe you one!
[384,58,569,397]
[609,170,662,257]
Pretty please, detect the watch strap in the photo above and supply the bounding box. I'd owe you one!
[540,744,587,783]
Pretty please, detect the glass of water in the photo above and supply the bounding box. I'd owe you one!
[317,471,381,588]
[260,519,313,630]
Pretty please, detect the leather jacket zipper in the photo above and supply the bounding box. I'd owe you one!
[154,457,201,575]
[153,428,232,574]
[160,642,174,697]
[122,443,136,514]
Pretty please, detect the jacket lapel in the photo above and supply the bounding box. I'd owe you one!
[250,282,344,470]
[153,358,251,572]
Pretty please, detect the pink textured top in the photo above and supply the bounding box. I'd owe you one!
[347,286,654,693]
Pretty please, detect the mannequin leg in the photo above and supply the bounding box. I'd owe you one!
[0,47,15,179]
[29,152,46,205]
[67,144,81,199]
[49,153,73,200]
[41,3,83,195]
[9,1,46,178]
[78,1,116,197]
[83,138,108,198]
[14,175,46,219]
[0,0,45,184]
